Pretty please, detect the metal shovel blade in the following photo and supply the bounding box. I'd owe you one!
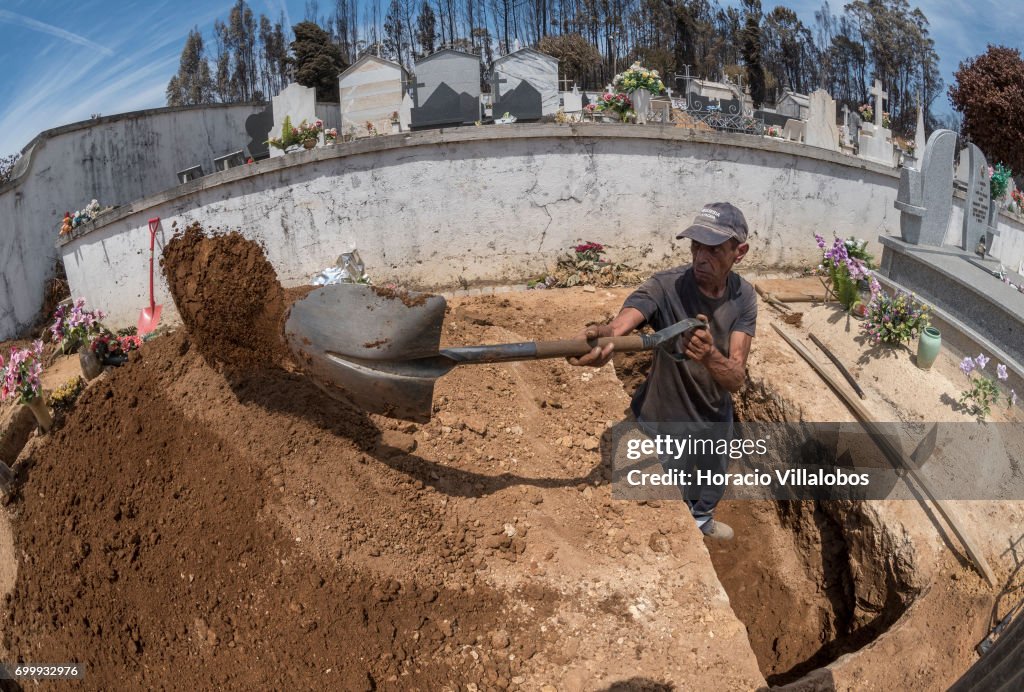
[285,283,448,422]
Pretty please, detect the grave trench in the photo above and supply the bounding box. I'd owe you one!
[613,354,921,686]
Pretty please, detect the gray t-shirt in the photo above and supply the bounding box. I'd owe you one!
[623,265,757,423]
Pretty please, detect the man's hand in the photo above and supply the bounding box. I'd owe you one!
[566,324,615,368]
[566,307,646,368]
[680,314,713,362]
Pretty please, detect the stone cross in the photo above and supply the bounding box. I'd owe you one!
[559,76,574,92]
[869,79,887,128]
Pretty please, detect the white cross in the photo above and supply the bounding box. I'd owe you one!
[869,79,887,128]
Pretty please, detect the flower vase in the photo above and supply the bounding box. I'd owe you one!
[916,327,941,370]
[79,346,102,381]
[633,89,652,125]
[303,139,316,150]
[25,396,52,432]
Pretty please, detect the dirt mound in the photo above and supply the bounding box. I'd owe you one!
[161,223,286,373]
[2,334,537,689]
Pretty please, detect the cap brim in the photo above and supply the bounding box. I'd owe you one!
[676,223,733,245]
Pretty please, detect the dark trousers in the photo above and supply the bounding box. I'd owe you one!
[634,410,731,527]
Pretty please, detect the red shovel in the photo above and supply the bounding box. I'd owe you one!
[137,217,163,335]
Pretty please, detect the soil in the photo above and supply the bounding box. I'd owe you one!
[0,272,1020,690]
[161,223,287,374]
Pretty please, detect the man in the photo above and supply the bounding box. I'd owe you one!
[569,202,757,540]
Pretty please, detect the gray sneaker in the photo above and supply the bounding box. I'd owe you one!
[700,519,734,541]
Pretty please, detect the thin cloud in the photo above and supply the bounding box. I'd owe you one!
[0,9,114,57]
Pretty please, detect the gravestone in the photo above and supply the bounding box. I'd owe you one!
[782,119,805,143]
[410,49,481,128]
[562,85,583,113]
[858,79,895,166]
[244,104,273,160]
[962,143,999,251]
[491,48,558,120]
[893,129,957,245]
[270,83,318,157]
[338,55,408,138]
[804,89,840,152]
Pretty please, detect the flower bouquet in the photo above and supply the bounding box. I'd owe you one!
[1,341,51,430]
[612,62,665,95]
[90,333,143,366]
[51,298,106,354]
[861,285,930,346]
[596,92,633,120]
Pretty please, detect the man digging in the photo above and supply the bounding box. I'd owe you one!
[569,202,757,540]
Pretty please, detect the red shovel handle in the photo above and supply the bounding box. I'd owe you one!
[147,218,160,309]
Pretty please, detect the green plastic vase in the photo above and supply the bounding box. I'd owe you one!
[917,327,941,369]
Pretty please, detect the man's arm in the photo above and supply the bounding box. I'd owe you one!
[683,324,752,393]
[567,307,646,367]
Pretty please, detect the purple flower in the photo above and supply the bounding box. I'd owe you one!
[814,233,826,249]
[960,357,976,376]
[997,364,1008,381]
[975,353,990,370]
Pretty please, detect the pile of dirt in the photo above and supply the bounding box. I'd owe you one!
[1,332,537,689]
[161,223,287,373]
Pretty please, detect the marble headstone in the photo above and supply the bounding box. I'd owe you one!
[962,143,999,251]
[804,89,840,151]
[782,118,805,142]
[858,79,894,166]
[270,83,317,157]
[562,86,583,113]
[491,48,559,119]
[894,129,957,245]
[410,49,481,128]
[338,55,408,138]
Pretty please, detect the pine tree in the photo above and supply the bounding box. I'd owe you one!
[416,1,437,56]
[289,21,347,101]
[166,27,214,106]
[740,0,766,108]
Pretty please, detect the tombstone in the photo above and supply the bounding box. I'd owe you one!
[244,104,274,160]
[782,119,805,143]
[961,143,1000,251]
[858,79,895,166]
[338,55,409,138]
[562,85,583,113]
[410,49,481,128]
[270,83,317,157]
[844,107,862,150]
[491,48,558,120]
[804,89,840,152]
[894,129,957,245]
[777,90,809,119]
[956,148,971,184]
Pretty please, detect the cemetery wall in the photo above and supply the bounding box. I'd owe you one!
[59,124,911,330]
[946,195,1024,273]
[0,102,265,339]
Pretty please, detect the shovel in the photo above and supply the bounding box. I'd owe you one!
[285,283,708,422]
[137,217,163,335]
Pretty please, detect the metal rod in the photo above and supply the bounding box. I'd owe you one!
[771,323,997,587]
[809,333,866,399]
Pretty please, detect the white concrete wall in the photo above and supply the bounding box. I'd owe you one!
[60,125,910,331]
[944,198,1024,272]
[0,103,264,339]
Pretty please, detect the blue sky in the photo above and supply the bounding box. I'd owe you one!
[0,0,1020,156]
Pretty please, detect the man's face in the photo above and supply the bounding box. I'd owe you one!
[691,239,749,286]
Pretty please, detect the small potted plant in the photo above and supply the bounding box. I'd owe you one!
[324,127,338,144]
[1,341,51,431]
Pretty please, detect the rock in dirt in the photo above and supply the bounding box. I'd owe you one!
[377,430,417,456]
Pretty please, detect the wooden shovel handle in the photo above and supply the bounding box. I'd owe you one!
[534,335,648,358]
